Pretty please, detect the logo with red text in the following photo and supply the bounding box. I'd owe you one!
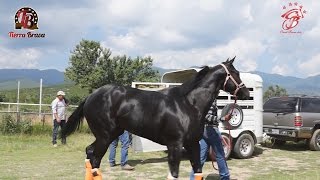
[9,7,45,38]
[281,2,307,34]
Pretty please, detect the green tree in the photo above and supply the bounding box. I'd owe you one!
[65,39,160,92]
[263,85,288,102]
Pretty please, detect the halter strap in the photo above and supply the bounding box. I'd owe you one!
[220,64,246,96]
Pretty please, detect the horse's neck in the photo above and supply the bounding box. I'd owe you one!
[186,77,223,117]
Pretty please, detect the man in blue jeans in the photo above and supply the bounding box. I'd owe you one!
[190,100,230,180]
[51,90,68,147]
[109,130,135,170]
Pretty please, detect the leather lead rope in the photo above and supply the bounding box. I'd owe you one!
[209,97,237,171]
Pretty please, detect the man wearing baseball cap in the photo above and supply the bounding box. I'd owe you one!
[51,90,67,147]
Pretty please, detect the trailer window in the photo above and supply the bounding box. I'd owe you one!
[263,97,298,113]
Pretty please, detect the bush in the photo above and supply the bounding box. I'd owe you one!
[0,114,32,134]
[0,114,91,135]
[0,114,17,134]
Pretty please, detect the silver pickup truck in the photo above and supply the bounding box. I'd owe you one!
[263,96,320,150]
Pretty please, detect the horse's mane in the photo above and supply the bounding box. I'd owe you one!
[178,66,210,96]
[177,64,224,96]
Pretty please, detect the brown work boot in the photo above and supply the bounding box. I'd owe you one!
[121,164,134,171]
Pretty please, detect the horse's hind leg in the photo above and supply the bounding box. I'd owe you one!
[166,142,183,179]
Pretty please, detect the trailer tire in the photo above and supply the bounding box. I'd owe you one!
[233,133,254,159]
[221,104,243,129]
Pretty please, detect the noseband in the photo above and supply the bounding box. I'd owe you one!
[220,64,246,96]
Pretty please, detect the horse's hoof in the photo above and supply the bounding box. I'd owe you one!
[166,172,178,180]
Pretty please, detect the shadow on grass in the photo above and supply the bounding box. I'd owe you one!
[262,141,309,152]
[252,145,264,156]
[128,156,168,166]
[205,173,220,180]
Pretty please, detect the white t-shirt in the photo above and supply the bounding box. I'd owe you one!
[51,97,67,120]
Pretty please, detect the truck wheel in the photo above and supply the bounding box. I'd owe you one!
[221,134,232,159]
[309,129,320,151]
[233,133,254,159]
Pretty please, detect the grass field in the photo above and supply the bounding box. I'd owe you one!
[0,134,319,180]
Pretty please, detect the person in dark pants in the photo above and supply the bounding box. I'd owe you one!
[108,130,135,170]
[51,90,68,147]
[190,100,230,180]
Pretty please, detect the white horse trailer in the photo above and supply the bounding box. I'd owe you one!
[131,68,263,159]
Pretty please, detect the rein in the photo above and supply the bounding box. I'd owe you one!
[209,64,243,171]
[209,97,237,171]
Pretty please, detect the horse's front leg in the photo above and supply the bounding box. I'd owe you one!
[166,142,183,179]
[185,141,204,180]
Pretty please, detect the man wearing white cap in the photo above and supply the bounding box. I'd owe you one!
[51,90,67,147]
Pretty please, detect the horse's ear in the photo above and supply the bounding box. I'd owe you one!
[229,56,236,64]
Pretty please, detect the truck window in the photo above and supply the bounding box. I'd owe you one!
[301,98,320,113]
[263,97,298,113]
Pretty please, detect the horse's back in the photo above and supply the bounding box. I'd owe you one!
[82,84,199,145]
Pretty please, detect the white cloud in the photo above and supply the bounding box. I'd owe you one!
[271,64,292,76]
[242,4,253,22]
[305,26,320,39]
[149,37,264,72]
[0,47,42,68]
[199,0,223,12]
[1,0,320,78]
[298,54,320,76]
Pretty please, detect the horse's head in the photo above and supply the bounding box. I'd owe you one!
[219,57,250,100]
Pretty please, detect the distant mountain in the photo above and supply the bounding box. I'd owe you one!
[0,69,65,90]
[0,68,319,95]
[252,71,320,96]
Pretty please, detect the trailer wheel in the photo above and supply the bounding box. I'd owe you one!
[233,133,254,159]
[221,104,243,129]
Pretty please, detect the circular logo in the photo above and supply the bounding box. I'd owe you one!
[15,7,38,30]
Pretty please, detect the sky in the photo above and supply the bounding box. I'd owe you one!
[0,0,319,78]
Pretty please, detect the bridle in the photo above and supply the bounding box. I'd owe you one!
[220,63,246,97]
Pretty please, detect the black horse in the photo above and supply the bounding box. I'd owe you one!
[62,57,250,179]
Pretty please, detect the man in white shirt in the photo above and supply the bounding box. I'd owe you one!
[51,90,67,147]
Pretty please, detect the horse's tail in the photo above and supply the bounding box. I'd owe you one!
[62,98,86,137]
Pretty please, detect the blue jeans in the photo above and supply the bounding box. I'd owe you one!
[108,131,130,167]
[190,126,230,180]
[52,119,66,145]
